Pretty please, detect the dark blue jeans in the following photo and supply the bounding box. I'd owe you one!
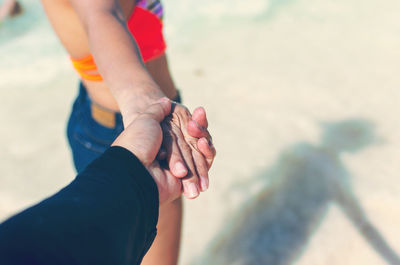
[67,83,124,173]
[67,82,181,173]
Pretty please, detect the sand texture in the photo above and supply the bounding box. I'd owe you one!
[1,0,399,264]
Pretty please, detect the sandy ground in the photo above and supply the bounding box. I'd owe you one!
[1,0,399,264]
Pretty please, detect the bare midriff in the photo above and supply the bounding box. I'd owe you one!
[41,0,177,112]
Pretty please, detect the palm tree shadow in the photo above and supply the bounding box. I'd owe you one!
[196,118,400,265]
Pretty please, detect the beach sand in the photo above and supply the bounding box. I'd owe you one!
[1,0,399,264]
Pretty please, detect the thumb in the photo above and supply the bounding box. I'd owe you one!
[140,97,171,122]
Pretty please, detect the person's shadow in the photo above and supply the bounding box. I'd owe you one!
[196,119,400,265]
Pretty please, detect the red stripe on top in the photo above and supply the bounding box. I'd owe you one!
[127,6,166,62]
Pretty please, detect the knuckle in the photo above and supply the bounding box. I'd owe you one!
[188,141,198,152]
[180,141,192,154]
[183,176,198,184]
[184,135,199,150]
[171,113,181,125]
[182,106,190,114]
[175,104,191,116]
[152,104,163,115]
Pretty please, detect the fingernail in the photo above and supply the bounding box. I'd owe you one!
[186,183,199,199]
[200,176,209,191]
[201,137,210,148]
[174,162,187,176]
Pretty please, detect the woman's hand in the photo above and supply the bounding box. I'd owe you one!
[112,98,180,204]
[160,103,216,199]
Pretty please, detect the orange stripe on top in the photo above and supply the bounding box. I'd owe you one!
[71,55,103,81]
[71,6,166,82]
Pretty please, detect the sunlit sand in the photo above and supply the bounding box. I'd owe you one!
[0,0,399,264]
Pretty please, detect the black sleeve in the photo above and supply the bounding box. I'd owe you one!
[0,146,159,265]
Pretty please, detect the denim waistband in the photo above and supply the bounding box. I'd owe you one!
[77,82,124,130]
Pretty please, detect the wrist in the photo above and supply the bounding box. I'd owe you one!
[115,82,166,126]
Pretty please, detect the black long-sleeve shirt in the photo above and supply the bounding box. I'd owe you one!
[0,146,159,265]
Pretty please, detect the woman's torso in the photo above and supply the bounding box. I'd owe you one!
[42,0,138,111]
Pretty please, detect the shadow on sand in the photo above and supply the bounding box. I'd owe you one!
[196,118,400,265]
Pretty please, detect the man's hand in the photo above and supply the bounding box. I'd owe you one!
[112,98,171,167]
[112,98,181,204]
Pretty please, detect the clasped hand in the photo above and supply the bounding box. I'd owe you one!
[112,98,216,204]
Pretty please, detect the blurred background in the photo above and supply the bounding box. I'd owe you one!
[1,0,400,264]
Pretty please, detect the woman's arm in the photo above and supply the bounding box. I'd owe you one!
[70,0,163,122]
[69,0,214,197]
[142,197,183,265]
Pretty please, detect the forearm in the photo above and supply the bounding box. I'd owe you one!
[142,197,183,265]
[0,147,159,265]
[145,54,179,100]
[71,0,165,117]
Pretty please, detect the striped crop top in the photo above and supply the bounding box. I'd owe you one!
[71,0,166,81]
